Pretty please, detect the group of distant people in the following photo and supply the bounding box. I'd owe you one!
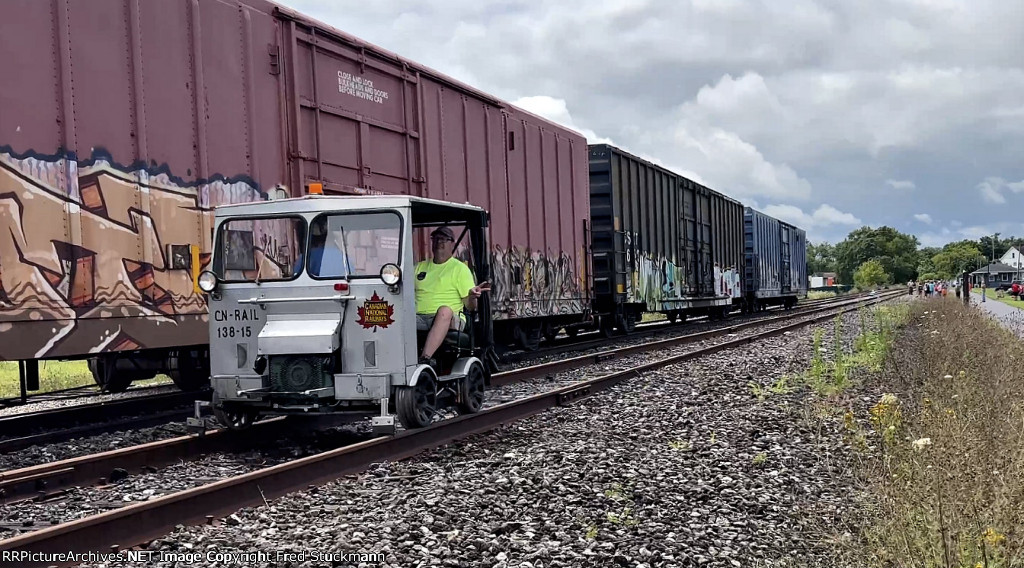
[908,280,959,298]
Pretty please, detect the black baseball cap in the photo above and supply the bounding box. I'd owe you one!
[430,226,455,241]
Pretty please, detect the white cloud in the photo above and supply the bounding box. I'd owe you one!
[977,177,1024,204]
[512,96,614,145]
[761,203,862,230]
[914,213,933,224]
[887,179,916,190]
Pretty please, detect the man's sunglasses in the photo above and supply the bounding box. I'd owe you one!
[430,235,454,242]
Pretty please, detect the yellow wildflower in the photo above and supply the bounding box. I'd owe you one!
[983,527,1006,547]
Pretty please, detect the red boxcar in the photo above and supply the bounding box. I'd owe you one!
[0,0,590,378]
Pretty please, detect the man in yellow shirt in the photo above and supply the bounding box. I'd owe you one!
[415,226,490,365]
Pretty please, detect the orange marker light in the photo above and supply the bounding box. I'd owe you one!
[309,182,323,195]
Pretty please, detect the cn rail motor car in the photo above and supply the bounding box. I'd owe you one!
[198,194,492,432]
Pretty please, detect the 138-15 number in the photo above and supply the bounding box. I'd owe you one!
[216,326,251,338]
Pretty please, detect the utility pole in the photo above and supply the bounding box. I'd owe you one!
[984,251,988,303]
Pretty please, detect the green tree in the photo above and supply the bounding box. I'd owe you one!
[854,260,891,289]
[932,241,982,280]
[835,226,920,285]
[916,246,940,279]
[807,241,837,275]
[978,234,1010,261]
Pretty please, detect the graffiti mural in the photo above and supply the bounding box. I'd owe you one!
[490,246,584,319]
[0,147,262,360]
[715,264,742,299]
[624,253,742,312]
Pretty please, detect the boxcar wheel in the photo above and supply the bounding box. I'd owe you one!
[457,363,486,415]
[88,357,133,394]
[396,373,437,429]
[616,311,637,335]
[169,349,210,392]
[513,324,542,351]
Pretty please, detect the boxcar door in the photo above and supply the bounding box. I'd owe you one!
[682,182,697,296]
[279,16,424,197]
[695,188,714,296]
[780,225,792,293]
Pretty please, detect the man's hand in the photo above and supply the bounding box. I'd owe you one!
[470,281,492,298]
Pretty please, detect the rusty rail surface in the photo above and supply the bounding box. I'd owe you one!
[500,289,885,364]
[0,391,210,439]
[492,290,903,385]
[0,291,903,565]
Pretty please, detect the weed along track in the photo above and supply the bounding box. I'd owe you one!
[0,292,906,567]
[819,298,1024,568]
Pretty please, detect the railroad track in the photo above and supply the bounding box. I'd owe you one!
[500,289,889,365]
[0,391,211,453]
[0,291,889,455]
[0,383,174,410]
[0,289,904,565]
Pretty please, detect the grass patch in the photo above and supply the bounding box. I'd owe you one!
[640,312,667,323]
[0,360,172,398]
[808,290,838,300]
[799,305,911,397]
[837,300,1024,567]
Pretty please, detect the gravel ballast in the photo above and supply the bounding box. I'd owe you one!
[59,297,910,568]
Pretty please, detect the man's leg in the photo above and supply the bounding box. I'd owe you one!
[421,306,455,360]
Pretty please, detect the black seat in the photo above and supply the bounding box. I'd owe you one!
[445,329,472,349]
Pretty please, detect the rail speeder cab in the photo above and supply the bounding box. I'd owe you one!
[197,195,494,433]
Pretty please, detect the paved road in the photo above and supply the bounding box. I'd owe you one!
[969,290,1024,337]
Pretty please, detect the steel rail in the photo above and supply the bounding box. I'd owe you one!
[0,383,175,410]
[0,291,901,505]
[500,289,888,364]
[492,290,904,386]
[0,291,903,566]
[0,419,285,505]
[0,291,880,453]
[0,391,210,440]
[0,410,194,454]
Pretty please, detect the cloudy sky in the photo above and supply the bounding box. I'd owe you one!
[278,0,1024,247]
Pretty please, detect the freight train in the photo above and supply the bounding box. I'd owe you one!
[0,0,806,394]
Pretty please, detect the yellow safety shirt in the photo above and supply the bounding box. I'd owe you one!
[414,257,476,318]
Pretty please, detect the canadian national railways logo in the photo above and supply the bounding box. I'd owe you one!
[356,292,395,331]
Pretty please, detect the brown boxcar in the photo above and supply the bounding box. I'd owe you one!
[588,144,744,331]
[0,0,590,383]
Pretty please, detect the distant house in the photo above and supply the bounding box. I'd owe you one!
[970,262,1022,287]
[1000,246,1024,269]
[809,272,838,288]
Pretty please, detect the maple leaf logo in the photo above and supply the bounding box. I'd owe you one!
[356,291,395,331]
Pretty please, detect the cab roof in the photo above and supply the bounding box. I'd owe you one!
[214,194,488,226]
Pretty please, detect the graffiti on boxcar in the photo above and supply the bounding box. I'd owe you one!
[0,147,262,359]
[630,253,684,310]
[626,254,742,310]
[490,246,584,319]
[715,264,742,299]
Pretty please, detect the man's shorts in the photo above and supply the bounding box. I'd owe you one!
[416,313,466,331]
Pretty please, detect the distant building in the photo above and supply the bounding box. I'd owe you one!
[1000,246,1024,269]
[970,262,1022,287]
[809,272,838,288]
